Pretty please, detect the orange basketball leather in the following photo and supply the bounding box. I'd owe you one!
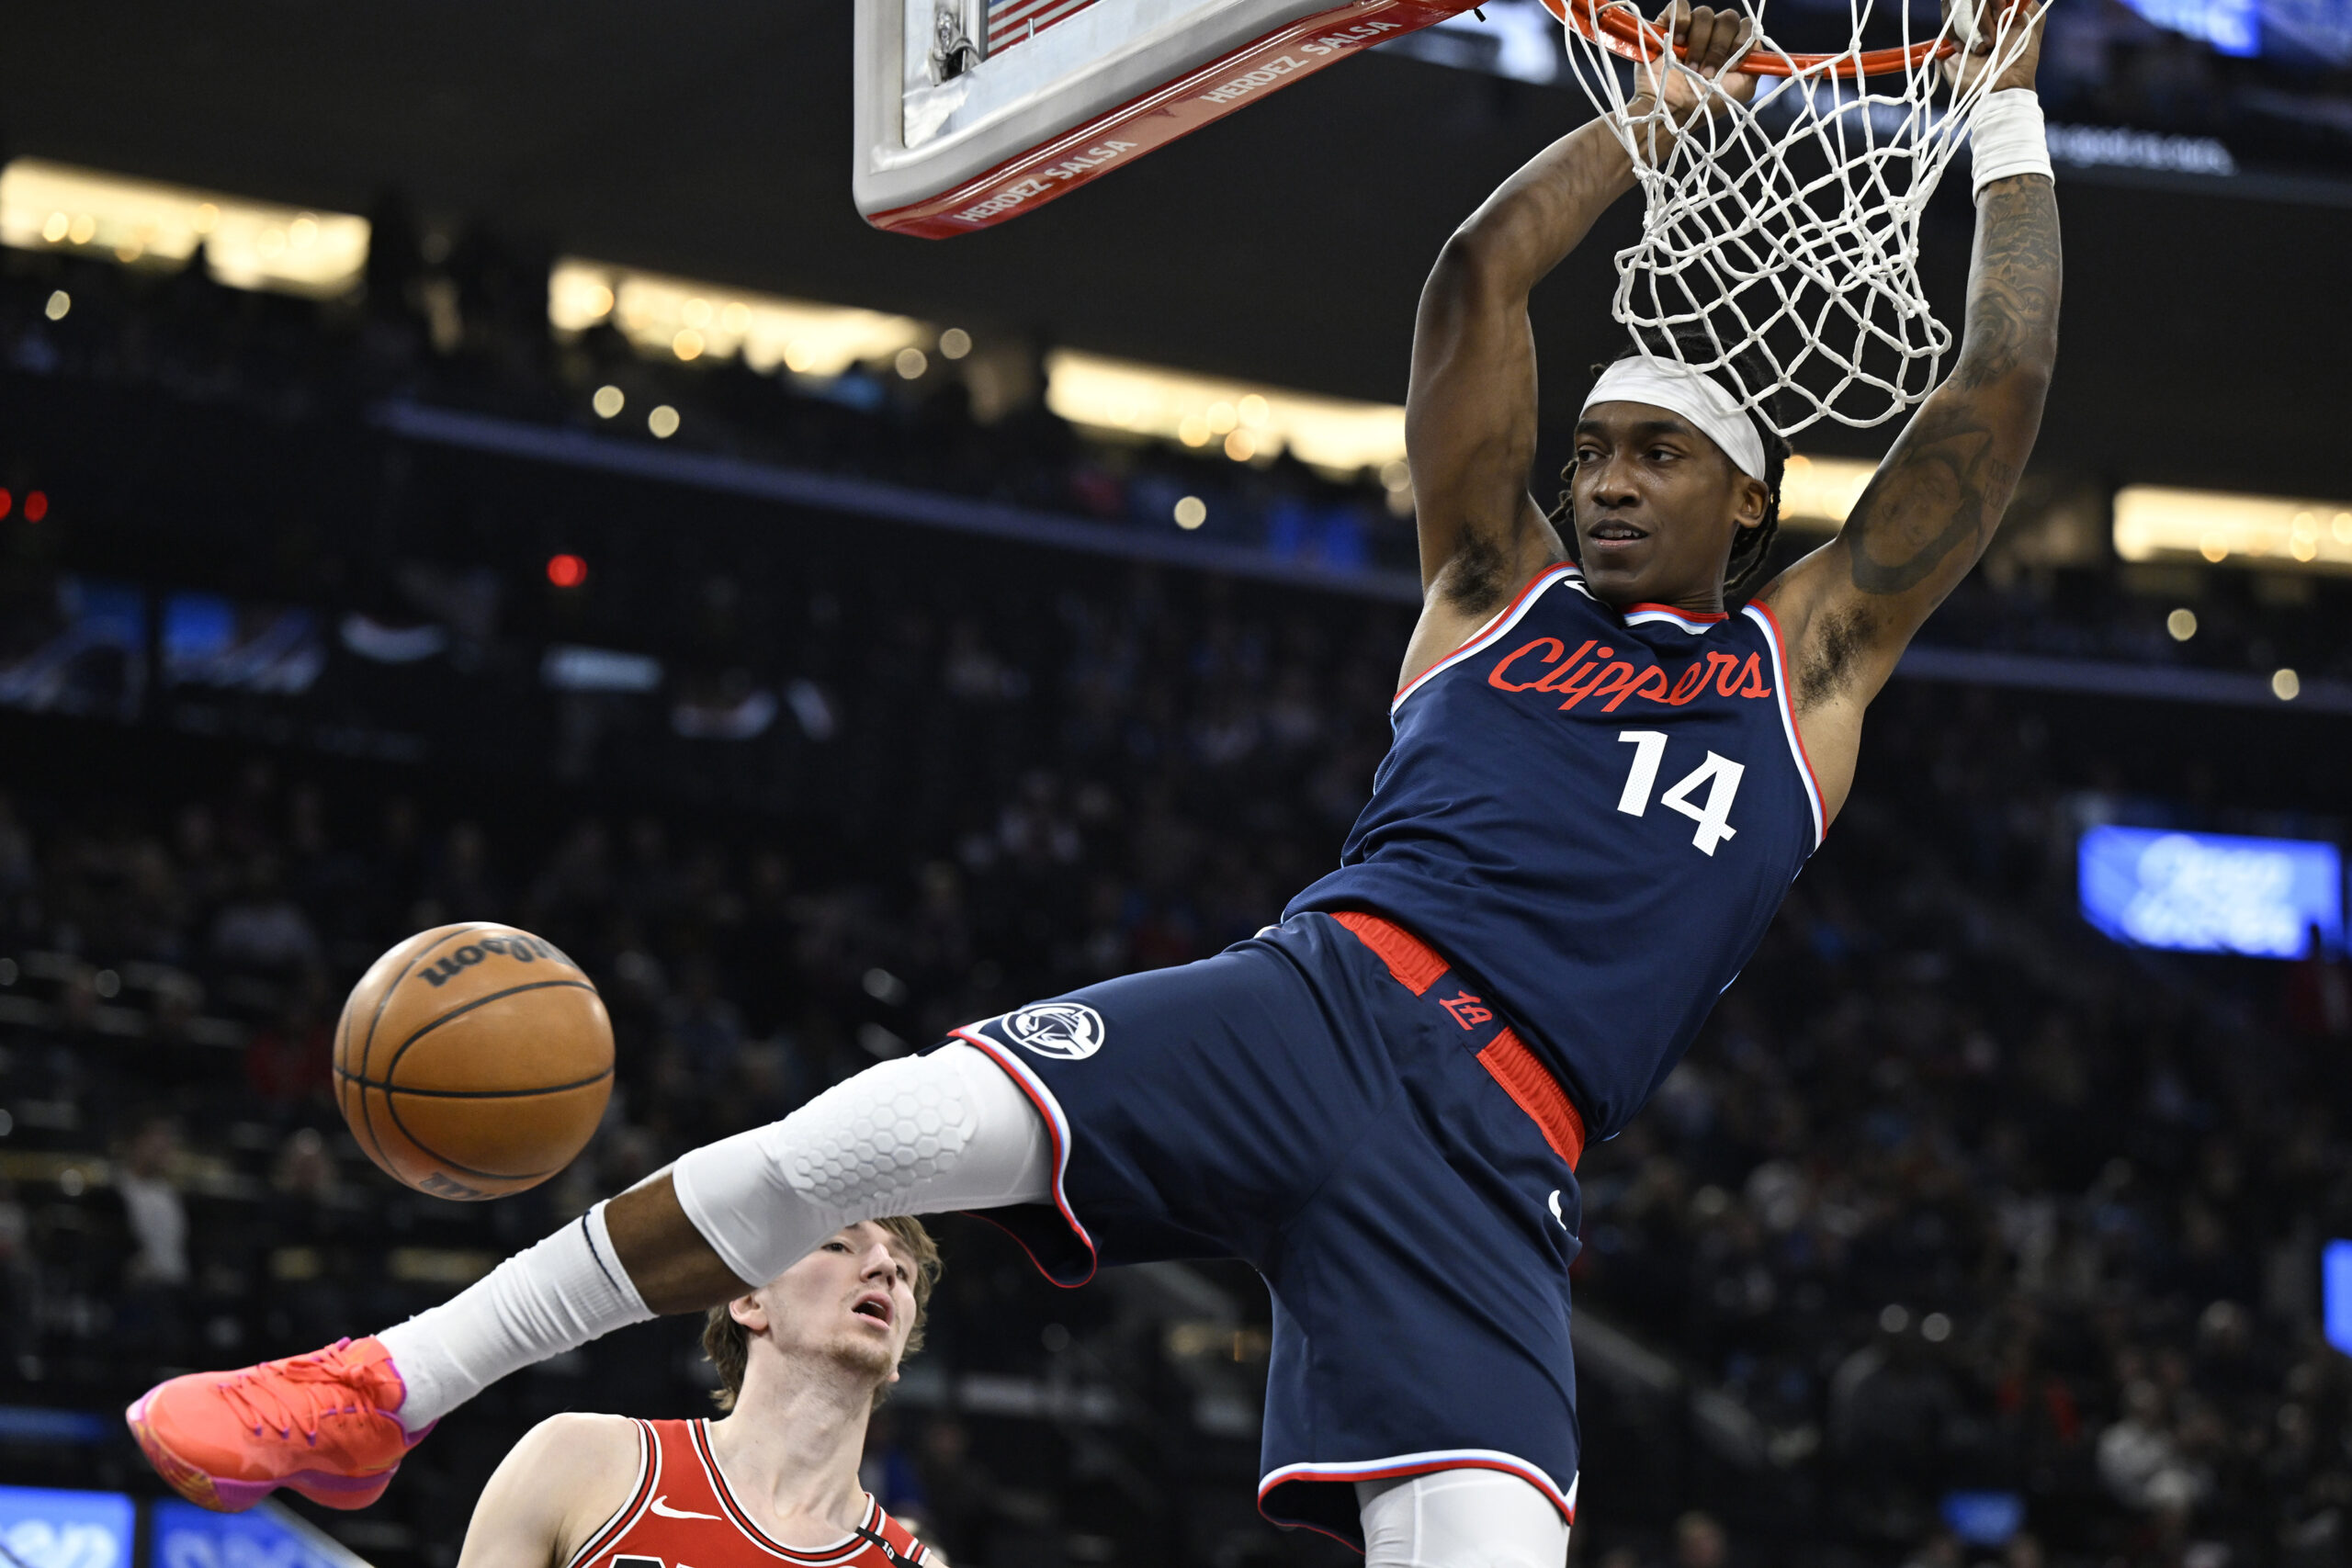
[334,923,614,1201]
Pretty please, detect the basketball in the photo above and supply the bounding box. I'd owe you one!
[332,923,614,1201]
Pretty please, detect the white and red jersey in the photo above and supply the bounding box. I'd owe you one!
[566,1419,933,1568]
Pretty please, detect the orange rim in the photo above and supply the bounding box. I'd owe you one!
[1543,0,1961,78]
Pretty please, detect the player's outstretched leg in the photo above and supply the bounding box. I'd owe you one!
[126,1043,1049,1511]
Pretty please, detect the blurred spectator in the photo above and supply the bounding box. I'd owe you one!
[211,857,322,971]
[1673,1512,1729,1568]
[117,1115,190,1290]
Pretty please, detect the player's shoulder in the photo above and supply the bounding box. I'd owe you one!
[507,1411,647,1495]
[522,1409,645,1450]
[459,1414,651,1568]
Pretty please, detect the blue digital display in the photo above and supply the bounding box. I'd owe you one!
[2079,827,2343,959]
[2119,0,2262,56]
[1942,1489,2026,1547]
[0,1487,136,1568]
[162,592,324,694]
[153,1499,368,1568]
[2116,0,2352,61]
[2326,1240,2352,1357]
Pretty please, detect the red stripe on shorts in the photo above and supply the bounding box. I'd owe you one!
[1330,910,1586,1170]
[1331,909,1450,996]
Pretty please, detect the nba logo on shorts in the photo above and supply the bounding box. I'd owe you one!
[1004,1002,1107,1060]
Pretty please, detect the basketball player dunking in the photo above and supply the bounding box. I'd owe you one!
[130,9,2060,1562]
[458,1220,938,1568]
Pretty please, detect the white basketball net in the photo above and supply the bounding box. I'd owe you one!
[1558,0,2046,434]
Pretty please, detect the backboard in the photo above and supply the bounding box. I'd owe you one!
[855,0,1472,237]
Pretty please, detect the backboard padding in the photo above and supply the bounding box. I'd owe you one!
[856,0,1471,237]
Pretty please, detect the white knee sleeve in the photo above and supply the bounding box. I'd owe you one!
[1357,1471,1570,1568]
[673,1043,1051,1287]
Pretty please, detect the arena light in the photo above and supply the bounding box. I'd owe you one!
[548,258,929,377]
[1778,453,1878,529]
[541,644,662,693]
[0,158,368,298]
[2113,486,2352,573]
[1045,350,1406,477]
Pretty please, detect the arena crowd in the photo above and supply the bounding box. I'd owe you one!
[0,557,2346,1567]
[2,224,2346,689]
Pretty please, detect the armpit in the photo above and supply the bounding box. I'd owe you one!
[1793,603,1879,714]
[1430,531,1520,616]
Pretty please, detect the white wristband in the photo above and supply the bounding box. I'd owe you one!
[1970,88,2053,199]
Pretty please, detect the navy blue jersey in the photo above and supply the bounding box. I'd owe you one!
[1287,562,1823,1139]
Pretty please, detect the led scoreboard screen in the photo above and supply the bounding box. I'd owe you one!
[2118,0,2352,62]
[2079,826,2345,959]
[0,1488,135,1568]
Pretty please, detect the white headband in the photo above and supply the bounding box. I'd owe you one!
[1579,357,1769,482]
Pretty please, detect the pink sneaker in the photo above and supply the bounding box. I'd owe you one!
[125,1337,430,1513]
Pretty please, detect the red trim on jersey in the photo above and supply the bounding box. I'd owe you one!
[947,1030,1100,1287]
[1331,911,1585,1171]
[564,1419,657,1568]
[1623,602,1728,622]
[679,1419,922,1565]
[1391,562,1582,705]
[1740,599,1827,844]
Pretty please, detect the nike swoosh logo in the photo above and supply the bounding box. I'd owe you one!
[649,1496,722,1521]
[1548,1190,1566,1229]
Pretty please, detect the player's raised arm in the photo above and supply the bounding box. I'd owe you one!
[455,1413,642,1568]
[1759,18,2061,741]
[1403,6,1757,641]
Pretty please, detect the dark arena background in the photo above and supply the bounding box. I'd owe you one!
[6,2,2352,1565]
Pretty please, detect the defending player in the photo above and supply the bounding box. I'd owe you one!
[456,1219,938,1568]
[128,7,2059,1562]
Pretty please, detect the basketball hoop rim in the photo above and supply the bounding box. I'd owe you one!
[1544,0,1969,79]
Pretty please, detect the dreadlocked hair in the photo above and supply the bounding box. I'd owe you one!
[1547,329,1794,599]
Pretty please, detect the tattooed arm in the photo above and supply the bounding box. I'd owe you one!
[1397,4,1758,689]
[1754,33,2060,821]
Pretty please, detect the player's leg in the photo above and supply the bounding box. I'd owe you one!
[128,1043,1048,1511]
[130,916,1378,1513]
[1250,918,1583,1560]
[380,1041,1048,1427]
[1357,1472,1571,1568]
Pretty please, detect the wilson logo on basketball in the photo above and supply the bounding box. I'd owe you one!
[418,933,574,987]
[1005,1002,1107,1061]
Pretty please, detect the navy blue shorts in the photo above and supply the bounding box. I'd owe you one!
[944,910,1585,1548]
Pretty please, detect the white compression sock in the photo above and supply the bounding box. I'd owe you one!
[378,1201,650,1433]
[672,1043,1050,1286]
[1356,1471,1571,1568]
[370,1044,1049,1432]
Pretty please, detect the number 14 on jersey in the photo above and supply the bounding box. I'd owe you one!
[1616,731,1743,856]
